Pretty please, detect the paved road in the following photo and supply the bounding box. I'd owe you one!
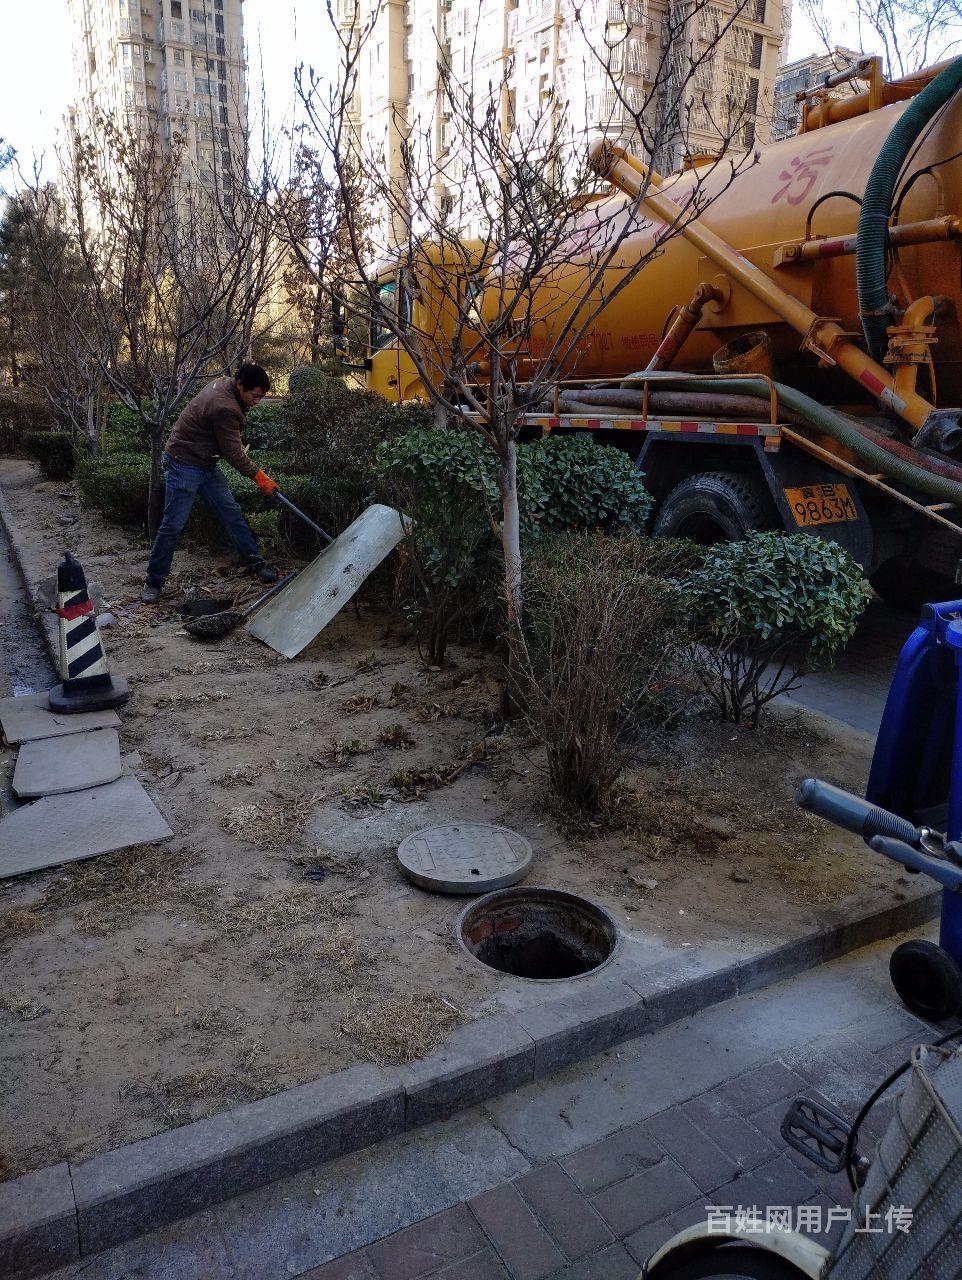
[47,936,948,1280]
[784,597,914,737]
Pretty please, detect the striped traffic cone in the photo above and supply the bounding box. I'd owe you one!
[48,551,129,713]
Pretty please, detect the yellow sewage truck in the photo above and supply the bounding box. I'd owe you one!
[361,56,962,609]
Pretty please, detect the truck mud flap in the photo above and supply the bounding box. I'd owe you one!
[759,447,874,569]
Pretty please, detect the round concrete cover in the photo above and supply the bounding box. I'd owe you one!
[397,823,533,894]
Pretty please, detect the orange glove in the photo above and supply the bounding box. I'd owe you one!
[253,469,278,496]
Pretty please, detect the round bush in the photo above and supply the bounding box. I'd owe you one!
[288,365,340,396]
[23,431,77,480]
[532,435,653,536]
[685,531,868,725]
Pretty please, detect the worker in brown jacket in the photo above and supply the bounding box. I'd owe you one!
[141,363,280,603]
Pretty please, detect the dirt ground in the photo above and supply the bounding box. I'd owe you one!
[0,457,921,1182]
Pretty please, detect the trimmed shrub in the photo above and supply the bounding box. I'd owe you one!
[22,431,77,480]
[244,402,286,452]
[103,402,149,454]
[520,533,695,812]
[375,426,655,663]
[77,456,150,526]
[288,365,341,396]
[686,531,868,727]
[0,389,54,454]
[531,435,653,536]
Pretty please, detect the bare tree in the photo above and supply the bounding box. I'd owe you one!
[800,0,962,77]
[294,0,755,660]
[8,108,288,532]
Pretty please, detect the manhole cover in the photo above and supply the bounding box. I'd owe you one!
[396,823,533,894]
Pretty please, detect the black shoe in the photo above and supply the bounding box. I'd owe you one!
[141,582,162,604]
[248,558,279,585]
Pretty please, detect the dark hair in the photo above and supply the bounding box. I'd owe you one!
[235,363,271,393]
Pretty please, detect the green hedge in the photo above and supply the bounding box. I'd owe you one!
[23,431,78,480]
[0,390,54,454]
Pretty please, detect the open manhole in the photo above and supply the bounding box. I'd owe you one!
[457,887,617,981]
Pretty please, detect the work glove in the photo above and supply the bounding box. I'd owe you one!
[253,469,278,496]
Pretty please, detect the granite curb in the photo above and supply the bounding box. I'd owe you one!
[0,889,939,1279]
[0,478,59,668]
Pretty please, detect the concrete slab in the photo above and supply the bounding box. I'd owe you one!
[12,728,122,798]
[247,504,406,659]
[0,775,172,881]
[0,691,121,746]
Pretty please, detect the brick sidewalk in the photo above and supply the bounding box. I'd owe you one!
[304,1021,923,1280]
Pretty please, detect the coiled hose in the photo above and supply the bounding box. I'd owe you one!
[590,371,962,507]
[857,57,962,361]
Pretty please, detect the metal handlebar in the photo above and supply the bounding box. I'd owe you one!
[796,778,962,893]
[796,778,922,844]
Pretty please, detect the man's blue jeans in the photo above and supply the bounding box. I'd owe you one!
[146,453,260,586]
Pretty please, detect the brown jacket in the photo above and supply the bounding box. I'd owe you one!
[165,377,259,479]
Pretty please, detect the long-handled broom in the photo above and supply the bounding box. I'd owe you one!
[183,571,297,640]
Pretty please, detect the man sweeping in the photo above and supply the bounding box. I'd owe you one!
[141,363,281,604]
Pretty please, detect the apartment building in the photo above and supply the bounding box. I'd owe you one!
[338,0,787,243]
[65,0,246,190]
[772,46,863,139]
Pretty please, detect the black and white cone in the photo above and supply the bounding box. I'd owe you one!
[48,551,129,713]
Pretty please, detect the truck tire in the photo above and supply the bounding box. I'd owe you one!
[653,471,775,544]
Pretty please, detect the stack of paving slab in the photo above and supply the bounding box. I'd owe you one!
[0,691,172,881]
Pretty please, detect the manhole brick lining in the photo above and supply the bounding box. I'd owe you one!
[397,823,533,894]
[458,887,618,981]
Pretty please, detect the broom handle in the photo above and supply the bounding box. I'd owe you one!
[273,491,335,545]
[241,571,298,619]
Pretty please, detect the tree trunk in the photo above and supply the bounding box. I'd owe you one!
[148,423,165,537]
[497,439,523,709]
[498,440,522,630]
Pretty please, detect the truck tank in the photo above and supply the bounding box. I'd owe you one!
[502,89,962,407]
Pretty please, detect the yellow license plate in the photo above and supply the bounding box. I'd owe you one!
[784,483,859,527]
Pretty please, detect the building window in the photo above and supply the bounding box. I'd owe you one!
[191,8,207,24]
[752,0,766,20]
[751,32,763,68]
[171,1,182,15]
[173,47,185,63]
[215,14,224,32]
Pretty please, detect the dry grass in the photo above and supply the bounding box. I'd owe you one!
[0,996,48,1022]
[390,740,494,797]
[189,1006,243,1036]
[315,928,370,978]
[213,764,263,788]
[340,991,466,1066]
[222,794,320,847]
[339,693,380,715]
[0,909,45,949]
[0,845,197,941]
[154,689,229,709]
[225,886,359,938]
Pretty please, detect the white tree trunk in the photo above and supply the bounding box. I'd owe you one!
[498,438,522,636]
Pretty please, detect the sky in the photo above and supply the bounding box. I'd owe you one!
[0,1,949,174]
[0,0,339,177]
